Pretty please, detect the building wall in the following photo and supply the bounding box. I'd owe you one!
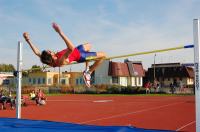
[24,71,71,86]
[130,77,136,86]
[94,60,144,87]
[158,77,193,87]
[0,73,14,86]
[25,72,47,86]
[94,60,112,84]
[68,72,83,86]
[60,73,70,85]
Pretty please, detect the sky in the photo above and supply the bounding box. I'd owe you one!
[0,0,199,72]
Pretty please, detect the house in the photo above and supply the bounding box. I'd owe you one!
[66,72,84,86]
[0,72,14,86]
[145,63,194,87]
[24,71,70,86]
[93,60,145,87]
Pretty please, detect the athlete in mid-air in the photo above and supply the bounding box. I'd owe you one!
[23,22,106,87]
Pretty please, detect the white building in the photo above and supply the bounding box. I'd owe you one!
[0,72,14,86]
[93,60,145,87]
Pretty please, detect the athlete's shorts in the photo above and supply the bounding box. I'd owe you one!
[76,45,97,62]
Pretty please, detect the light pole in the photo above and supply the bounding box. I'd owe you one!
[154,54,156,82]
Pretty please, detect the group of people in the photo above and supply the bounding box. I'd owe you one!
[170,80,186,94]
[0,88,46,110]
[29,89,46,105]
[144,80,160,94]
[0,89,15,110]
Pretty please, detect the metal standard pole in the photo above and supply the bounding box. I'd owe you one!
[58,66,61,90]
[154,54,156,82]
[16,41,22,119]
[193,19,200,131]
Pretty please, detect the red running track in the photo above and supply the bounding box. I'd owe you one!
[0,94,195,132]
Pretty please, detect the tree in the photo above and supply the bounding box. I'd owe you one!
[0,64,15,72]
[31,65,42,72]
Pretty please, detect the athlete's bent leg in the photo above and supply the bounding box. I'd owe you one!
[89,52,106,73]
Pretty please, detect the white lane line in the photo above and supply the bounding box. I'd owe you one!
[79,102,184,124]
[47,99,113,103]
[175,121,196,131]
[47,99,92,102]
[93,100,113,103]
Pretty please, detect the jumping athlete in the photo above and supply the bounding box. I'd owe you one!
[23,22,106,87]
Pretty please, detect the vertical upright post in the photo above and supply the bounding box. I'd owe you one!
[58,66,61,87]
[16,41,22,119]
[194,19,200,131]
[154,54,156,81]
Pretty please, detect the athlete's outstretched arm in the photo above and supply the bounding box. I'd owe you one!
[52,22,75,51]
[23,32,41,57]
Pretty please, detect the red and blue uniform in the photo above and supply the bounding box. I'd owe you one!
[54,45,96,66]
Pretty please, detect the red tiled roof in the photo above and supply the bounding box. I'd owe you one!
[108,61,144,77]
[108,62,129,77]
[185,67,194,78]
[132,64,145,77]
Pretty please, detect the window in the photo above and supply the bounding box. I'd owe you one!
[76,79,79,85]
[61,79,66,85]
[3,79,10,85]
[33,78,36,84]
[135,77,137,85]
[42,78,45,84]
[112,77,118,84]
[38,78,41,84]
[80,78,83,84]
[138,77,141,85]
[48,78,52,85]
[29,78,31,83]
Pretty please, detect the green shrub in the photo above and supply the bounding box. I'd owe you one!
[121,85,134,94]
[60,85,74,93]
[94,84,109,94]
[73,85,86,94]
[85,87,97,94]
[107,85,121,94]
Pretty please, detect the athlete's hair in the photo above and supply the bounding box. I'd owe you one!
[40,50,54,65]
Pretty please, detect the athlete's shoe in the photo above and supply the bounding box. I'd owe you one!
[83,70,91,88]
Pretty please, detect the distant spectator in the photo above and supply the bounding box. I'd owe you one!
[29,90,36,100]
[35,89,46,105]
[144,81,151,94]
[153,80,159,93]
[170,82,175,94]
[0,89,15,110]
[8,90,15,109]
[156,81,160,93]
[179,80,185,93]
[0,89,6,110]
